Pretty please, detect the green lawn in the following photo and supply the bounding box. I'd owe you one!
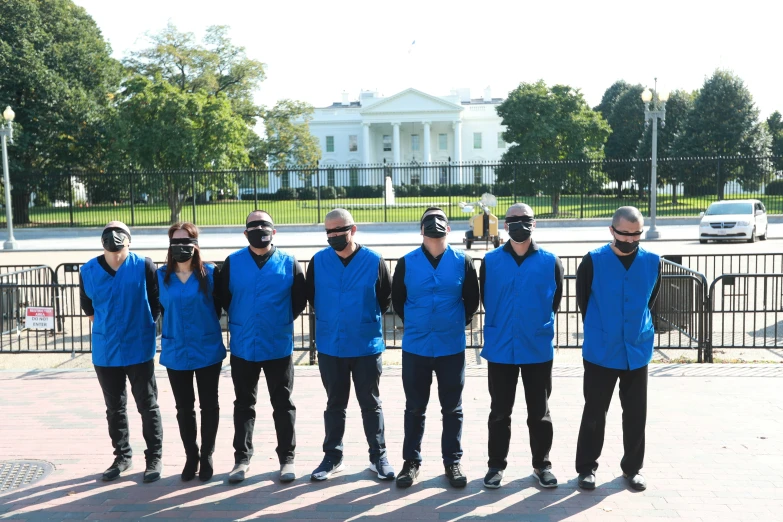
[5,194,782,227]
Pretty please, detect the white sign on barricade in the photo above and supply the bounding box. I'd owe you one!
[25,307,55,330]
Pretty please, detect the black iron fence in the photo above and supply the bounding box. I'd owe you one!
[5,253,778,362]
[1,156,781,227]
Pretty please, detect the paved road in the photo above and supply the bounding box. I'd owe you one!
[0,365,781,521]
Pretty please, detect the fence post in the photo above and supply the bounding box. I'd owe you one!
[512,163,517,204]
[448,157,453,218]
[190,169,197,224]
[253,169,258,210]
[309,314,317,365]
[580,163,585,219]
[716,157,722,201]
[67,172,74,227]
[129,170,135,227]
[383,159,388,223]
[316,162,321,224]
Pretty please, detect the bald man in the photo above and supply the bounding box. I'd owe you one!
[575,206,661,492]
[306,209,394,481]
[216,210,307,484]
[479,204,564,489]
[79,221,163,483]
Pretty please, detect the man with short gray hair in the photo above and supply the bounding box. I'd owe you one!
[306,209,394,481]
[574,206,661,492]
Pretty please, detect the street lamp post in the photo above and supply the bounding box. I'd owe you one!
[641,83,668,240]
[1,106,18,250]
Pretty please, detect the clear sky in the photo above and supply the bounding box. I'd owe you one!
[73,0,782,119]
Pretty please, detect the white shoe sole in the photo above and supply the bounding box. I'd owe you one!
[483,481,501,489]
[311,461,345,481]
[369,463,395,480]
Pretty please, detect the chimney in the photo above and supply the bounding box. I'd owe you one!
[341,92,350,106]
[483,86,492,102]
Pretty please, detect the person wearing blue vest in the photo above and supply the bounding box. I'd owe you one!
[391,207,480,488]
[216,210,307,484]
[479,203,564,489]
[157,222,226,482]
[575,206,662,492]
[305,208,395,482]
[79,221,163,483]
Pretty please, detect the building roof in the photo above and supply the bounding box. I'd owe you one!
[461,98,504,105]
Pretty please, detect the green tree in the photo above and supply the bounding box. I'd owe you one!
[636,89,694,203]
[600,83,645,196]
[253,100,322,185]
[496,80,611,215]
[767,111,783,171]
[672,70,771,198]
[0,0,121,223]
[113,76,249,223]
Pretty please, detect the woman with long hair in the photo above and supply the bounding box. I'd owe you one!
[157,222,226,481]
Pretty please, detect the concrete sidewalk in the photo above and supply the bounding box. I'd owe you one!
[1,364,782,521]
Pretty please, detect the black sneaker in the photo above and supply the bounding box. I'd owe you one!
[143,458,162,483]
[396,460,420,488]
[310,457,345,481]
[102,458,132,481]
[445,463,467,488]
[623,472,647,491]
[578,472,596,490]
[483,468,504,489]
[534,467,558,488]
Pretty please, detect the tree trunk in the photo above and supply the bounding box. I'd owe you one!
[11,191,31,225]
[671,179,678,205]
[717,182,725,201]
[551,192,560,216]
[167,178,183,224]
[617,180,623,198]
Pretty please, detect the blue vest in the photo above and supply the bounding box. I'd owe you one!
[582,244,660,370]
[481,247,557,365]
[81,252,156,367]
[157,264,226,371]
[227,247,295,362]
[402,245,466,357]
[314,247,385,357]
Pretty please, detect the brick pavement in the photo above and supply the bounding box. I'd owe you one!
[0,364,782,521]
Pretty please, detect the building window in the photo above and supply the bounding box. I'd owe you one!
[348,135,358,152]
[326,136,335,153]
[473,132,482,149]
[305,173,313,189]
[281,170,290,189]
[497,133,506,149]
[327,168,336,187]
[383,135,392,152]
[349,167,359,187]
[474,165,483,185]
[439,133,447,150]
[439,166,448,185]
[410,168,421,185]
[411,134,420,152]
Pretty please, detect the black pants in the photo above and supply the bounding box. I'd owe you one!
[166,361,222,459]
[575,359,648,475]
[318,352,386,464]
[231,354,296,465]
[487,360,553,471]
[402,350,465,466]
[94,359,163,462]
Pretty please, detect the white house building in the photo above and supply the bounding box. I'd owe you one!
[304,87,508,186]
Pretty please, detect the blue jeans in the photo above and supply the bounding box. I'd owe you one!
[402,350,465,466]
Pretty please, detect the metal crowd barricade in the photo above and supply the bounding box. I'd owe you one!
[0,267,59,352]
[707,273,783,363]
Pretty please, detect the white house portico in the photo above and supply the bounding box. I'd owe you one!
[308,87,509,183]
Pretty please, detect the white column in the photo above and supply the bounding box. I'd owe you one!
[422,121,431,163]
[392,122,401,164]
[362,123,370,165]
[453,120,463,177]
[392,122,401,184]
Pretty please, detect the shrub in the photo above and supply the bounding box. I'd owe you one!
[765,179,783,195]
[320,186,337,199]
[298,187,317,200]
[275,187,298,200]
[335,186,347,198]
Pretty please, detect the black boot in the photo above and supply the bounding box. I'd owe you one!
[181,453,199,481]
[199,406,219,482]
